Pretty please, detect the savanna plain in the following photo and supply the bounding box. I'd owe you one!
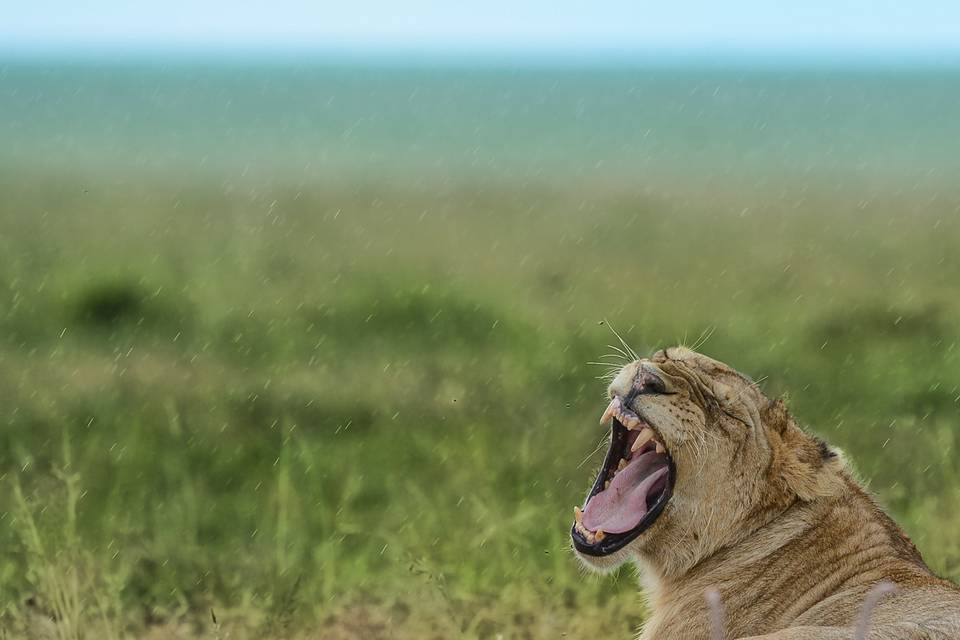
[1,64,959,639]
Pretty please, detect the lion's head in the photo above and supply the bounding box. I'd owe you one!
[572,346,844,575]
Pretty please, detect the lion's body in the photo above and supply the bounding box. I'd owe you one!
[641,474,960,639]
[574,347,960,639]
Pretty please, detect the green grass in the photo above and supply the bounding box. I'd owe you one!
[1,169,958,638]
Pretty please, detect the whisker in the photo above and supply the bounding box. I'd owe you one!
[596,369,622,381]
[589,352,630,364]
[690,325,717,351]
[602,319,640,361]
[604,344,634,362]
[576,433,611,470]
[727,374,770,406]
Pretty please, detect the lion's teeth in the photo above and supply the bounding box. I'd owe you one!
[599,398,619,425]
[624,415,642,430]
[574,506,583,523]
[576,521,591,540]
[594,529,606,541]
[631,427,656,452]
[656,442,666,454]
[577,522,594,543]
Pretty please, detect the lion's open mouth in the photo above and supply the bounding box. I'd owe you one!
[571,397,675,556]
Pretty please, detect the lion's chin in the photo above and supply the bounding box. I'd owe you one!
[571,402,675,558]
[574,543,635,573]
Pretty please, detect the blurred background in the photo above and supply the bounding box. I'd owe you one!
[2,2,959,638]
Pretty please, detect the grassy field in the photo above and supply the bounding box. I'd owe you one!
[1,166,959,639]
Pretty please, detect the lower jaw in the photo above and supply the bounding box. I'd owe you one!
[571,456,675,557]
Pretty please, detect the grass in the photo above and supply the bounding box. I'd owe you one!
[0,168,958,638]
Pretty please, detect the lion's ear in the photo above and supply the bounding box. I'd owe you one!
[763,399,842,501]
[761,397,791,434]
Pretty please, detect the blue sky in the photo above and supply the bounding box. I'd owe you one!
[3,0,960,59]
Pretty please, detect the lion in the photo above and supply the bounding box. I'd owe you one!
[571,346,960,639]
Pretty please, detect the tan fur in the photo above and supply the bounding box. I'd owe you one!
[575,347,960,639]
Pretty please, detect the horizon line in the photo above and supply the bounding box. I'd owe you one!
[4,44,960,70]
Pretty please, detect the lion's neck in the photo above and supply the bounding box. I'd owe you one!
[636,499,818,639]
[635,482,926,639]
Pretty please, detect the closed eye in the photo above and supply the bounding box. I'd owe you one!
[639,371,672,395]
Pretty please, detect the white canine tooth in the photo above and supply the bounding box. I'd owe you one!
[574,506,583,523]
[656,442,666,454]
[631,427,656,452]
[599,398,619,425]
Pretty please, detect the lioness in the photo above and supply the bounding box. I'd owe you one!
[572,347,960,639]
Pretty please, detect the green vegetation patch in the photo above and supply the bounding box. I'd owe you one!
[1,173,958,638]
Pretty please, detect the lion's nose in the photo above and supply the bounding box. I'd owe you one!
[607,361,643,400]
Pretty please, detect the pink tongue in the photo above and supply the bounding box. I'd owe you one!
[582,452,668,534]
